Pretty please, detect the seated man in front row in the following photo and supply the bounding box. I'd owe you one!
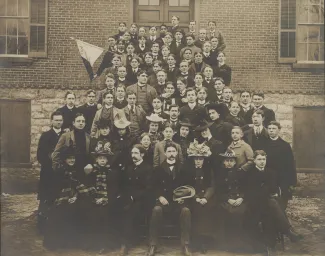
[148,142,192,256]
[245,150,302,256]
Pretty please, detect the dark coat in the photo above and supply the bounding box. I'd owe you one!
[225,114,247,128]
[56,105,78,130]
[166,66,180,84]
[202,52,217,67]
[239,104,254,124]
[169,40,185,61]
[244,127,269,151]
[245,105,276,128]
[213,64,232,86]
[183,161,214,200]
[120,161,152,205]
[37,128,64,201]
[209,120,233,147]
[126,67,139,86]
[179,104,207,126]
[189,62,209,74]
[216,167,245,203]
[152,160,184,202]
[205,137,225,170]
[173,133,193,159]
[135,44,150,58]
[243,166,278,209]
[264,137,297,193]
[177,72,195,87]
[77,104,97,134]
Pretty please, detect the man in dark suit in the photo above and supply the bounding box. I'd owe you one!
[195,119,225,170]
[179,88,207,126]
[244,110,269,151]
[169,15,185,38]
[178,61,195,87]
[37,111,64,233]
[265,121,297,210]
[168,104,181,131]
[170,29,185,61]
[119,144,152,256]
[147,142,191,256]
[246,93,276,127]
[56,91,78,132]
[207,103,233,147]
[77,90,98,134]
[238,91,254,124]
[244,150,302,255]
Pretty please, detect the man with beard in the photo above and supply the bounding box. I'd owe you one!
[168,104,181,131]
[37,111,64,233]
[119,144,152,256]
[147,142,192,256]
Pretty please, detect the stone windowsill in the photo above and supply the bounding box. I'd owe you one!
[0,56,34,67]
[293,62,324,70]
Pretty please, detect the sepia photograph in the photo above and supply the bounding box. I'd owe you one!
[0,0,324,255]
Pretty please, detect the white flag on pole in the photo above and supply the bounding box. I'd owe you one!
[74,38,104,67]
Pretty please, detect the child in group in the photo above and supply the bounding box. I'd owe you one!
[227,126,253,170]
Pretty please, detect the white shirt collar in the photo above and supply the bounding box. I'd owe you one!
[87,103,95,106]
[254,125,264,132]
[166,159,176,165]
[270,136,279,141]
[134,159,143,166]
[119,78,126,81]
[256,166,265,171]
[66,105,74,110]
[105,104,113,109]
[53,128,61,134]
[188,102,196,109]
[198,100,206,104]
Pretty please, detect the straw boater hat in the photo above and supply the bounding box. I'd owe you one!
[187,139,212,157]
[194,119,214,132]
[219,149,237,159]
[114,115,131,129]
[146,113,166,123]
[179,118,194,127]
[173,185,196,203]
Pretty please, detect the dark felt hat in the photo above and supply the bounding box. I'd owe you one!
[179,118,194,127]
[173,185,196,203]
[194,119,214,132]
[206,103,227,118]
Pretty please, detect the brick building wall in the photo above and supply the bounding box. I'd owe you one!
[0,0,324,191]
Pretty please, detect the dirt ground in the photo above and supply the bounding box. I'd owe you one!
[1,193,325,256]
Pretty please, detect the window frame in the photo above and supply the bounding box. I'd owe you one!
[278,0,324,66]
[0,0,48,59]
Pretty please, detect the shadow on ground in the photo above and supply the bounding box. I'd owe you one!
[1,194,325,256]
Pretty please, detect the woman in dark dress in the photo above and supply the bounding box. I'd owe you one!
[139,132,154,166]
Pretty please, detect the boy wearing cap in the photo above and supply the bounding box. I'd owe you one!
[183,140,215,253]
[215,149,247,250]
[148,142,192,256]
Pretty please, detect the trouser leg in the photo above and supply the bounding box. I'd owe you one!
[149,206,163,246]
[180,206,191,246]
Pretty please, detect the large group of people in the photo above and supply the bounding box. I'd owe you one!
[37,17,302,256]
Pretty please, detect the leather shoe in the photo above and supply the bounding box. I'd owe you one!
[182,245,192,256]
[287,228,303,242]
[147,245,156,256]
[120,244,128,256]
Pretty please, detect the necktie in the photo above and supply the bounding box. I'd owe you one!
[256,127,260,135]
[130,107,135,114]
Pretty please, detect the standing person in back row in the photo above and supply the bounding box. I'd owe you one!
[246,93,275,128]
[56,91,78,132]
[126,70,158,114]
[77,90,98,134]
[37,111,64,233]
